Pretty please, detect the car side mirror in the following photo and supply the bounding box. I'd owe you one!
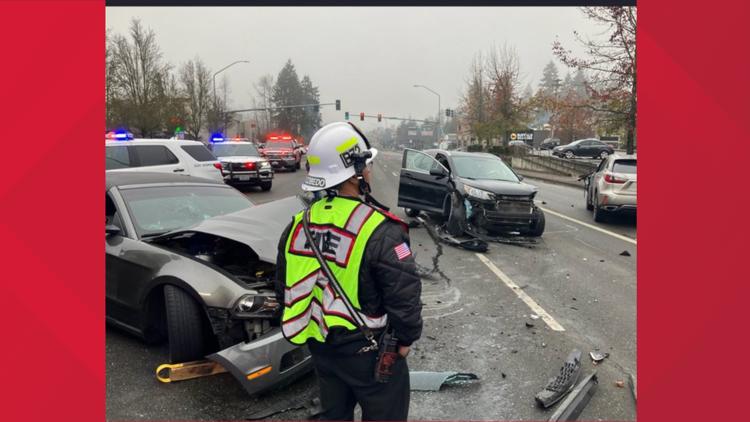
[106,224,121,237]
[429,167,448,178]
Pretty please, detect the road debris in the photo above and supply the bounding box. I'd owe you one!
[547,371,598,421]
[589,351,609,363]
[628,372,637,403]
[615,380,625,388]
[525,322,535,328]
[246,396,322,420]
[619,250,631,257]
[410,371,480,391]
[530,314,540,320]
[535,349,582,408]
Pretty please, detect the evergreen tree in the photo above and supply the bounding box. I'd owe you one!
[271,59,305,134]
[300,75,321,140]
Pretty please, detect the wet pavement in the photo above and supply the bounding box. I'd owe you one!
[106,150,636,420]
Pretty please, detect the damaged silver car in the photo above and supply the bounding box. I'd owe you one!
[106,172,312,395]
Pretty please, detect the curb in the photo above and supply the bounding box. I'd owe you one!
[516,170,584,190]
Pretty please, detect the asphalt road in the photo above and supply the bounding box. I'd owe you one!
[106,152,637,420]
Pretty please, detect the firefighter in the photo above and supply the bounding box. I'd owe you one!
[276,122,422,421]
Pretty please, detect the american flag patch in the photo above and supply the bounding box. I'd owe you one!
[394,242,412,260]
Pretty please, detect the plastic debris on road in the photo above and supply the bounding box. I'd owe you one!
[410,371,480,391]
[619,250,631,256]
[589,351,609,363]
[535,349,582,409]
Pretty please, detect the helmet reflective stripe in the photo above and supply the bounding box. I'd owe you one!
[336,137,360,153]
[301,122,378,192]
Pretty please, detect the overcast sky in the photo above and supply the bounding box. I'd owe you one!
[106,7,598,132]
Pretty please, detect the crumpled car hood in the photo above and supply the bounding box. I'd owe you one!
[165,196,305,263]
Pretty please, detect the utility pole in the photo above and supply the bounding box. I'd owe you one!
[414,84,441,142]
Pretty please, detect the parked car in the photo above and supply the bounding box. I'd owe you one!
[397,149,545,237]
[552,138,614,159]
[539,138,561,150]
[207,139,274,191]
[508,140,532,152]
[584,154,637,222]
[105,172,312,395]
[262,135,302,171]
[105,134,223,182]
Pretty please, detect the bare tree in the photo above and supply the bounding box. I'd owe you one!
[253,74,275,134]
[179,58,212,141]
[110,19,170,137]
[460,52,492,146]
[554,6,637,153]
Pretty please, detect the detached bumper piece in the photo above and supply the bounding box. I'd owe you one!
[547,371,598,422]
[535,349,582,408]
[410,371,480,391]
[207,329,313,396]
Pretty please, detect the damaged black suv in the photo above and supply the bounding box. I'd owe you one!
[397,149,545,237]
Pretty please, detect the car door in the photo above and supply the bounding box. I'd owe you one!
[397,149,450,213]
[105,189,160,333]
[132,145,184,174]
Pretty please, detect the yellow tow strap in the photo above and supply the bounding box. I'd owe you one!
[155,360,227,383]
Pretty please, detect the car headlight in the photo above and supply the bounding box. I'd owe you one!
[463,185,494,201]
[233,294,279,319]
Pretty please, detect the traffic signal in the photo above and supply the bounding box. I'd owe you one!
[345,111,349,120]
[335,99,341,111]
[360,112,365,121]
[377,113,382,122]
[445,109,451,117]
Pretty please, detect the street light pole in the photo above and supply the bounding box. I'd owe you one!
[413,84,441,142]
[212,60,250,131]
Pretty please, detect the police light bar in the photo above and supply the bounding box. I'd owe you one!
[106,130,133,141]
[210,133,225,142]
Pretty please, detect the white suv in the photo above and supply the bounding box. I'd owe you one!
[105,137,223,182]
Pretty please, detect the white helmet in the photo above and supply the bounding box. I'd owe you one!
[302,122,378,192]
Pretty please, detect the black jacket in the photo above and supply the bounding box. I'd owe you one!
[275,198,423,348]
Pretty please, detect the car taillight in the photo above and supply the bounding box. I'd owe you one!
[604,173,626,184]
[244,162,256,170]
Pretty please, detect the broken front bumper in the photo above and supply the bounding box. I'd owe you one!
[468,198,538,231]
[208,328,313,396]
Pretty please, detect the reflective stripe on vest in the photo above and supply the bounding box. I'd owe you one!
[282,198,387,345]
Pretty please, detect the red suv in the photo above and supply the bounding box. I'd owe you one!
[262,136,302,171]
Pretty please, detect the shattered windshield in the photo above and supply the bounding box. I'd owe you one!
[452,156,519,182]
[121,186,253,238]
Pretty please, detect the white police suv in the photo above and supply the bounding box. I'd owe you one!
[207,135,274,191]
[105,131,223,182]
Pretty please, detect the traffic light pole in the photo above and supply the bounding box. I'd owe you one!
[226,102,339,114]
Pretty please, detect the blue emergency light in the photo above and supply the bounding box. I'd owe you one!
[210,133,225,142]
[107,130,133,141]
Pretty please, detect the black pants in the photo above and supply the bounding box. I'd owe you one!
[309,344,410,421]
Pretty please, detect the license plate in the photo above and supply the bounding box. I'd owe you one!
[238,175,251,181]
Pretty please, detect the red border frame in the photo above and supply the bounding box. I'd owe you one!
[1,1,104,421]
[3,1,749,421]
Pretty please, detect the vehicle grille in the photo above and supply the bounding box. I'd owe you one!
[494,195,533,215]
[223,162,256,171]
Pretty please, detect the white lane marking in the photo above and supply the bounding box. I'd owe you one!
[424,307,464,320]
[476,253,565,332]
[391,171,399,177]
[539,206,637,245]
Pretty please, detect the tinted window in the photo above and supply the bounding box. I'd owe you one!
[209,143,259,157]
[134,145,179,167]
[452,156,519,182]
[120,185,252,238]
[612,159,637,174]
[106,145,131,169]
[182,145,218,162]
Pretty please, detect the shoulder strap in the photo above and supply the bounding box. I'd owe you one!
[301,208,379,353]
